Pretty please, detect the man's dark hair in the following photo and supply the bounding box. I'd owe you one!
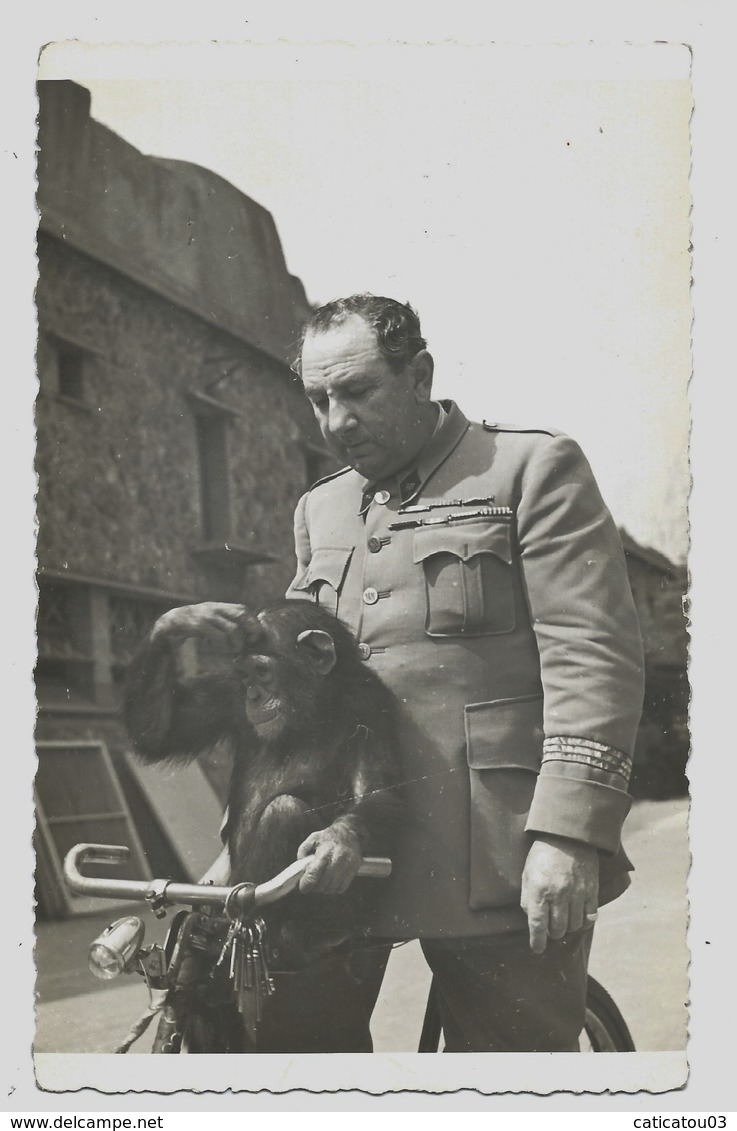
[295,294,427,376]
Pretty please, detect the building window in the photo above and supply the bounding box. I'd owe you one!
[187,391,275,573]
[195,413,232,542]
[35,580,94,705]
[40,332,99,408]
[36,576,194,710]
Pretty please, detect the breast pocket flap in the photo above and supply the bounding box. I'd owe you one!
[413,521,513,565]
[292,547,354,593]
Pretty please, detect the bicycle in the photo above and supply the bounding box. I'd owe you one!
[64,841,393,1053]
[63,842,635,1053]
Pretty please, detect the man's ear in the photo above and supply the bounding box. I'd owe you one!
[296,629,337,675]
[409,349,434,402]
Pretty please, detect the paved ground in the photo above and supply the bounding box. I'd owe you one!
[33,798,688,1054]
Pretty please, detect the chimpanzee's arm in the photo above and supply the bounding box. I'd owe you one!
[123,633,245,764]
[330,714,404,855]
[297,687,403,894]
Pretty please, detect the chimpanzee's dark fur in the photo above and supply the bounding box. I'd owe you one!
[123,601,402,973]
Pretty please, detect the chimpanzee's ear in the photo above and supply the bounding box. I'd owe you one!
[296,629,337,675]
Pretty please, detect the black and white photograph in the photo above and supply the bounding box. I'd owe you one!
[6,6,733,1113]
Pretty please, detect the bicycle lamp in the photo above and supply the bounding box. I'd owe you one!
[88,916,146,980]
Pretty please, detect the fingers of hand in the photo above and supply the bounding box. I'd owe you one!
[297,837,360,895]
[564,896,586,935]
[525,902,550,955]
[547,899,570,942]
[298,851,329,893]
[206,604,251,636]
[296,833,319,859]
[155,603,248,641]
[299,854,349,894]
[317,863,353,895]
[521,888,550,954]
[521,837,600,951]
[525,892,599,951]
[203,602,248,621]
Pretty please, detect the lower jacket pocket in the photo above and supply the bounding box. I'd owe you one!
[465,695,544,910]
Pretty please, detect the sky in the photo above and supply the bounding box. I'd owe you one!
[38,41,693,563]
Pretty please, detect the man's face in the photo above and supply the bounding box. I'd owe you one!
[300,315,434,482]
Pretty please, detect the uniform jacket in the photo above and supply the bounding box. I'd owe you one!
[286,401,645,937]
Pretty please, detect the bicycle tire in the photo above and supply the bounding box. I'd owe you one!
[582,975,636,1052]
[417,974,635,1052]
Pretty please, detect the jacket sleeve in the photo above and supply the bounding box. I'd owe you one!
[284,491,314,601]
[516,433,645,853]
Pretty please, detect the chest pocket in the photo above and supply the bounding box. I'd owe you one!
[413,519,516,637]
[290,547,354,617]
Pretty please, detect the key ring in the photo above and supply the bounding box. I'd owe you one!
[224,881,256,921]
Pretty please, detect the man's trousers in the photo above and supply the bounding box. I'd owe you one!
[250,928,591,1053]
[420,928,592,1052]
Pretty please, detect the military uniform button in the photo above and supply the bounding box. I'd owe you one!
[358,643,372,660]
[374,489,391,505]
[363,587,379,605]
[367,536,383,553]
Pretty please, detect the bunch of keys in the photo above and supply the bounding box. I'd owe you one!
[215,915,276,1032]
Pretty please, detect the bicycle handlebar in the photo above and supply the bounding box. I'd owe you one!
[63,843,392,916]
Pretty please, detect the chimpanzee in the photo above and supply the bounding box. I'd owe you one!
[123,599,403,981]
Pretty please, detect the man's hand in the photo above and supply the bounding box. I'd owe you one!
[296,825,364,895]
[521,834,599,954]
[151,602,256,649]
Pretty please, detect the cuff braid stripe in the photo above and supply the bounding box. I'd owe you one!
[542,736,633,777]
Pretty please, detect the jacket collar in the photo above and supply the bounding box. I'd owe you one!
[358,400,470,514]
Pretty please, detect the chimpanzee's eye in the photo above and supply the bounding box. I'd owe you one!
[255,660,274,687]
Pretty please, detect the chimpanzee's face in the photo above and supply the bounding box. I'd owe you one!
[238,654,285,739]
[234,621,338,745]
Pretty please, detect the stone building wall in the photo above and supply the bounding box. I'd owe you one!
[36,234,322,608]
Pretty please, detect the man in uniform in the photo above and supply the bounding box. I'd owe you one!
[285,293,644,1052]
